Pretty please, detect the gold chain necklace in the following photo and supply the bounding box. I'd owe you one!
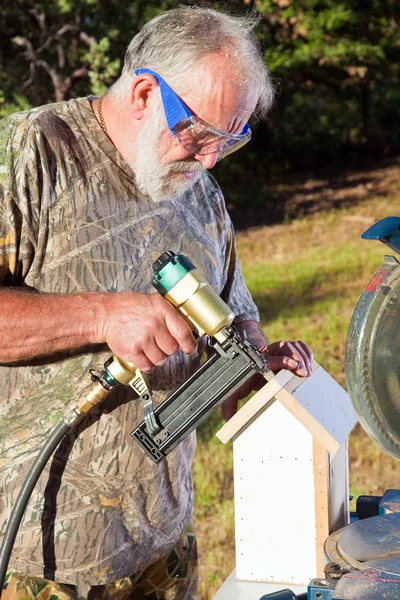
[97,96,107,135]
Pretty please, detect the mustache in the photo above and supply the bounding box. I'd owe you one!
[169,161,205,174]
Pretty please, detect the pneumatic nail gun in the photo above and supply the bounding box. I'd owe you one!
[79,250,273,462]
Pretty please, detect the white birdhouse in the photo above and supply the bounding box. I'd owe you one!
[213,363,358,599]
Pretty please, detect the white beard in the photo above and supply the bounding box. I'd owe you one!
[127,95,204,202]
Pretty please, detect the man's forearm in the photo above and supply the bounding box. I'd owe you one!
[0,288,105,363]
[0,287,197,370]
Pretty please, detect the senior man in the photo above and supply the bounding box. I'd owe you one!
[0,6,312,600]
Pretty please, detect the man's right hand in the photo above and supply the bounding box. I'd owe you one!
[0,288,197,367]
[99,292,197,372]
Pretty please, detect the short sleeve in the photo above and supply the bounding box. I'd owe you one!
[206,174,259,323]
[0,113,38,285]
[220,218,260,323]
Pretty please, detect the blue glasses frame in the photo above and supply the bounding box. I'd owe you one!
[134,67,251,157]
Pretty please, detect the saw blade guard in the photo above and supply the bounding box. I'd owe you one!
[345,254,400,459]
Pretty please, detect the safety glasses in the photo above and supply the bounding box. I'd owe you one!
[134,67,252,160]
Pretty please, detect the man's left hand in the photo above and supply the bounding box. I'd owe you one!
[258,340,313,378]
[221,339,313,421]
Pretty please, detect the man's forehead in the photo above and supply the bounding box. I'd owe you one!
[180,55,252,101]
[177,56,257,130]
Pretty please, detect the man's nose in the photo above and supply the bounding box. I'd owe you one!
[194,151,220,169]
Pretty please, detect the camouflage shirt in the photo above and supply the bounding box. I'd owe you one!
[0,98,259,589]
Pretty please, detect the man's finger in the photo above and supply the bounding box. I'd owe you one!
[155,327,180,357]
[297,340,314,373]
[130,350,156,373]
[265,354,299,372]
[263,340,313,377]
[222,396,239,421]
[143,339,169,368]
[288,341,313,376]
[164,308,197,355]
[288,342,310,376]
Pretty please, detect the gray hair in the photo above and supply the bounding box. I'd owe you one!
[110,6,275,119]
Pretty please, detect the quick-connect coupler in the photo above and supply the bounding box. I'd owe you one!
[75,356,149,415]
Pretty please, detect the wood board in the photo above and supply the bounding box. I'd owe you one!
[216,362,358,454]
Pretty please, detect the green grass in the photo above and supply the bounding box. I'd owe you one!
[194,178,400,600]
[243,240,385,384]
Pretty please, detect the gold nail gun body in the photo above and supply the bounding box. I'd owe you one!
[81,251,272,462]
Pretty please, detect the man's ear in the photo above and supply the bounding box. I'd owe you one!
[131,75,157,120]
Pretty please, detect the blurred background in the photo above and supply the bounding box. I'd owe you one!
[1,1,399,597]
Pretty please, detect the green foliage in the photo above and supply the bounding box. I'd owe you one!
[258,0,400,157]
[0,0,180,104]
[85,38,121,97]
[212,0,400,211]
[0,91,31,119]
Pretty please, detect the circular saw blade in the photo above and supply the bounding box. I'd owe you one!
[326,513,400,574]
[346,255,400,460]
[338,513,400,573]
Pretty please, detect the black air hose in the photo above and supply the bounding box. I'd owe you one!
[0,417,74,593]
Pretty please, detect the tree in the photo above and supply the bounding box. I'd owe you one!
[0,0,185,110]
[256,0,400,164]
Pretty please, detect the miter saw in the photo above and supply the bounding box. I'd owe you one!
[260,216,400,600]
